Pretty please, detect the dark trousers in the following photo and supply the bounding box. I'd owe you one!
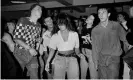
[130,69,133,79]
[98,63,119,79]
[1,42,23,79]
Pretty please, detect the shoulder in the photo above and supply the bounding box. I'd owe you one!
[51,33,58,39]
[18,17,28,22]
[92,24,99,33]
[110,21,120,26]
[2,33,12,41]
[17,17,28,25]
[70,31,78,36]
[37,22,41,27]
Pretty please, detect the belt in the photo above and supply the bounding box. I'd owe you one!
[58,53,76,57]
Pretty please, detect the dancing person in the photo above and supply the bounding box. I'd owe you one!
[80,13,99,79]
[91,7,129,79]
[45,13,84,79]
[13,4,42,79]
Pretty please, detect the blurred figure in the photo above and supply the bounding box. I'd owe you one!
[13,4,42,79]
[2,20,16,52]
[1,20,23,79]
[123,5,133,79]
[39,16,58,79]
[91,7,129,79]
[117,12,129,32]
[80,13,99,79]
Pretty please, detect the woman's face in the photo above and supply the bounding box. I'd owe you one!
[7,22,15,33]
[86,15,94,25]
[58,24,67,31]
[117,14,125,22]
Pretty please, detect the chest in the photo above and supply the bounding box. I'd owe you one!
[24,25,41,38]
[61,32,69,42]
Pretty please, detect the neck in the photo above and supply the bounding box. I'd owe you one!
[121,20,126,23]
[60,29,68,33]
[86,24,92,29]
[8,31,13,35]
[48,27,53,32]
[29,16,38,24]
[101,19,109,28]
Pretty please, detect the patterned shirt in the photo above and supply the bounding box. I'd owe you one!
[13,17,41,49]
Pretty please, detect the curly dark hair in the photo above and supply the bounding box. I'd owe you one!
[57,13,75,32]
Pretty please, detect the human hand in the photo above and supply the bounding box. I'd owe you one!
[45,62,50,72]
[29,48,37,56]
[78,53,85,59]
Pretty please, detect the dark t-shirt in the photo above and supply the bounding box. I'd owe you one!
[81,27,92,49]
[126,18,133,45]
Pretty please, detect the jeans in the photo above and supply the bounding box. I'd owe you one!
[81,48,98,79]
[98,54,120,79]
[14,47,38,79]
[130,69,133,79]
[52,54,79,79]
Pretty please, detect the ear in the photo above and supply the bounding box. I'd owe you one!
[44,23,46,25]
[108,13,111,17]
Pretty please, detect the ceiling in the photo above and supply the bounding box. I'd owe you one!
[1,0,132,18]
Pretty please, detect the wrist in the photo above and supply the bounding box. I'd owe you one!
[26,46,31,50]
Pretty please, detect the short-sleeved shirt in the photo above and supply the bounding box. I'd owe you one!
[13,17,41,49]
[49,31,79,51]
[42,30,52,51]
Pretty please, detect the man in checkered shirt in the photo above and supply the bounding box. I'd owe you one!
[13,4,42,79]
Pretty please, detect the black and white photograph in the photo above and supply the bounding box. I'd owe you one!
[1,0,133,79]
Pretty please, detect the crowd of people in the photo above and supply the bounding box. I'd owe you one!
[1,3,133,79]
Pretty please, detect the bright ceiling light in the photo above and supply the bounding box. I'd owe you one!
[11,1,26,3]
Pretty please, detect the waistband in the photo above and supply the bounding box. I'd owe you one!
[58,50,76,57]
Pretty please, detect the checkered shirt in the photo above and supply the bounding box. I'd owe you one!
[13,17,41,49]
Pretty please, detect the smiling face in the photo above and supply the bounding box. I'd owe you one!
[98,8,110,22]
[44,17,53,28]
[86,15,94,26]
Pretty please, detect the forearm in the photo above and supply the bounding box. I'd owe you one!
[15,39,31,49]
[46,48,55,63]
[75,48,81,55]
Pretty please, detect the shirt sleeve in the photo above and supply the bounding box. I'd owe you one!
[91,29,99,64]
[75,32,79,48]
[49,34,57,50]
[13,17,26,41]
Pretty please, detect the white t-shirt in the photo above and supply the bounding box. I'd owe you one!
[49,31,79,51]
